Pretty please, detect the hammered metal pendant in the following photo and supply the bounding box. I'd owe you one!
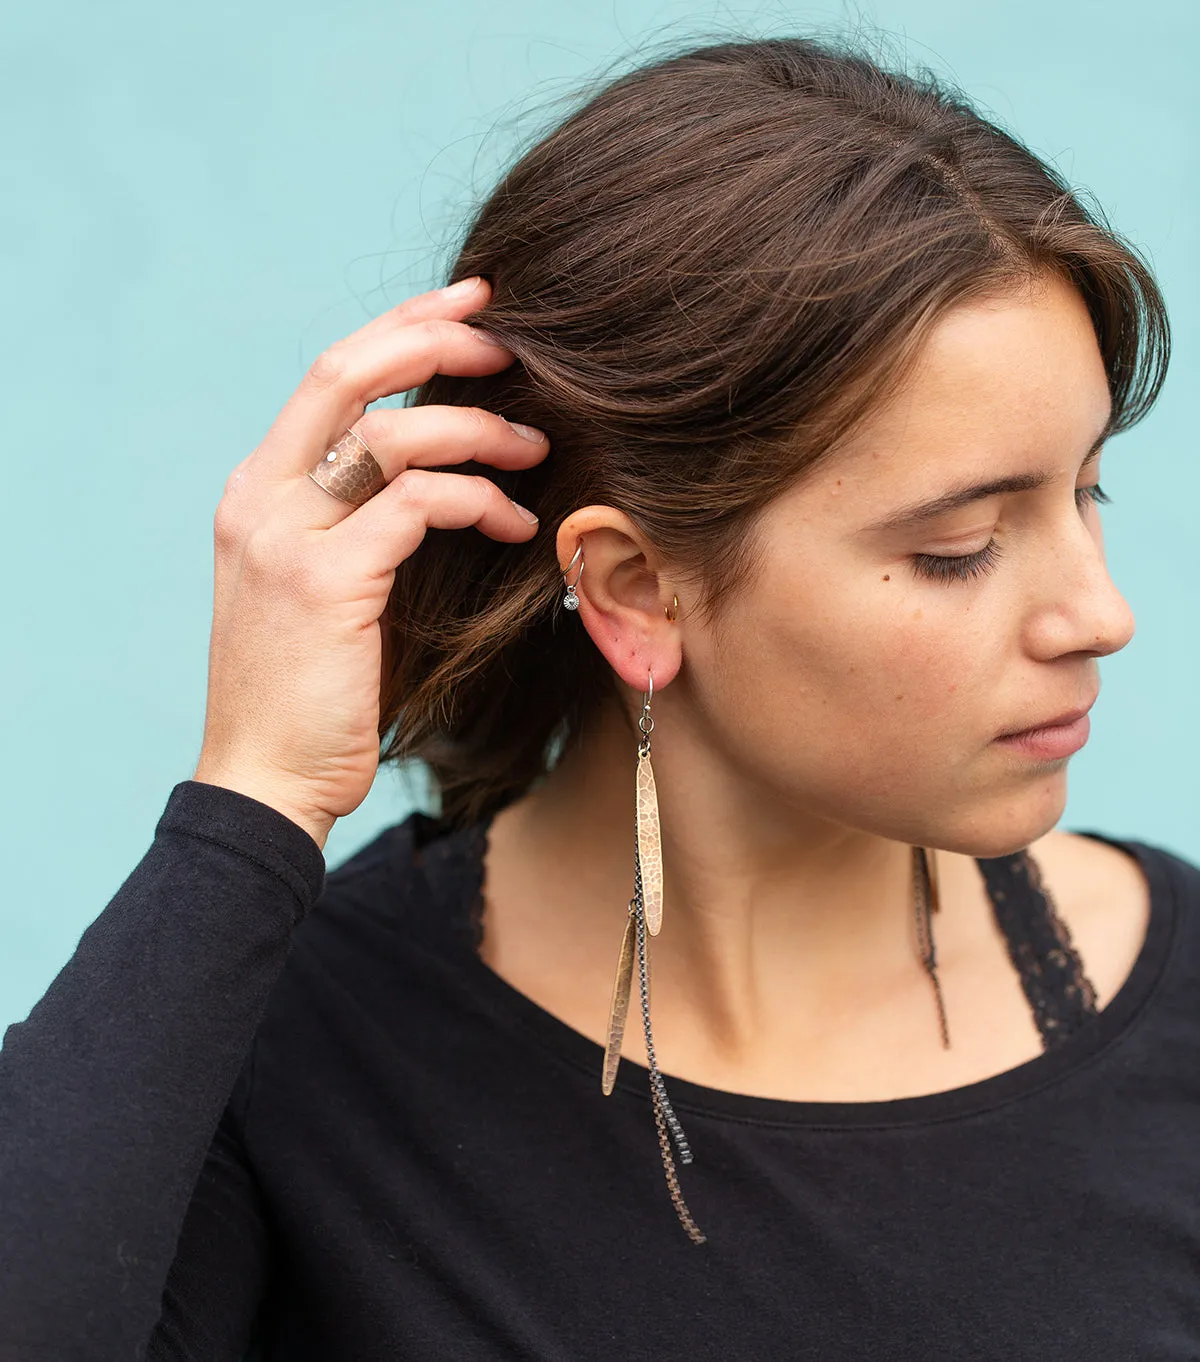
[636,751,664,936]
[601,907,636,1095]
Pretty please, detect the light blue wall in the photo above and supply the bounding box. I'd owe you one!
[2,0,1194,1029]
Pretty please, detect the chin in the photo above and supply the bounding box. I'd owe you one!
[931,772,1069,860]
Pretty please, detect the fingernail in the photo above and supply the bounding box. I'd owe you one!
[472,327,516,351]
[510,498,539,524]
[442,276,482,298]
[505,419,545,443]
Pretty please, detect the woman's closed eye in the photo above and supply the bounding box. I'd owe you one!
[910,483,1111,584]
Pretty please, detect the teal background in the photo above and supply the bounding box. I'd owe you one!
[2,0,1194,1031]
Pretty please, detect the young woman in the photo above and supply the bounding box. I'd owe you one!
[2,33,1193,1362]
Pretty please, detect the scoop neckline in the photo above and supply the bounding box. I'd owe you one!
[418,819,1178,1131]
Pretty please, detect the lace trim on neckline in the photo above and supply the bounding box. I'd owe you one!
[975,849,1099,1049]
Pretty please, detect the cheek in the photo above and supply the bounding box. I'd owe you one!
[706,576,1007,803]
[773,583,985,723]
[685,536,1064,850]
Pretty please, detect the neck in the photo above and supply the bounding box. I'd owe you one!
[479,696,991,1076]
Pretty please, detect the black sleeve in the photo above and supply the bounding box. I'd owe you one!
[0,780,327,1362]
[147,1053,274,1362]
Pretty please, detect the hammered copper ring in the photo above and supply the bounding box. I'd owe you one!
[307,428,386,508]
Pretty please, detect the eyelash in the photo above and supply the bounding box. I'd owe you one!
[911,484,1112,584]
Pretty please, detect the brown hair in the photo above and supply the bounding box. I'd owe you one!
[377,33,1170,828]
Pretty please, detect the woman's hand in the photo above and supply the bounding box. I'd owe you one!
[192,277,547,850]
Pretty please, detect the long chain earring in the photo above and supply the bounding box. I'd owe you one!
[913,845,951,1048]
[601,670,706,1245]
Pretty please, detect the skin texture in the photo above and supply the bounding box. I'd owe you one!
[479,271,1151,1101]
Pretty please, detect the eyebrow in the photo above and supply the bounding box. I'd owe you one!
[862,418,1115,535]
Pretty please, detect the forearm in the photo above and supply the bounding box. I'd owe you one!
[0,780,325,1360]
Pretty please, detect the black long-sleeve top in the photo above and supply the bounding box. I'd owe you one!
[2,778,1200,1360]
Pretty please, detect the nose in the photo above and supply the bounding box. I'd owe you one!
[1023,505,1136,662]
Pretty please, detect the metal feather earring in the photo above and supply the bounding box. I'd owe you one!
[601,669,706,1245]
[913,844,951,1048]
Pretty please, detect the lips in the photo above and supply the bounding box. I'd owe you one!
[998,698,1097,740]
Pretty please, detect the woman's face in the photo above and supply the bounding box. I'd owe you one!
[683,272,1133,858]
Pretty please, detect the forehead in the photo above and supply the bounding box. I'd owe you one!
[887,274,1106,434]
[792,274,1112,521]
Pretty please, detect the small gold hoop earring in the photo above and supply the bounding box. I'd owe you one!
[664,594,678,621]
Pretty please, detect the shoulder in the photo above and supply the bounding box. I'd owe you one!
[289,810,482,964]
[1029,827,1149,906]
[238,814,492,1133]
[1025,826,1200,1007]
[247,812,484,1067]
[1031,826,1200,902]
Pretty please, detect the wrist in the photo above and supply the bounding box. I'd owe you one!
[191,760,336,852]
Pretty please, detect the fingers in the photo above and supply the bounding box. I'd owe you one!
[249,275,508,477]
[295,402,549,530]
[323,464,542,582]
[261,320,517,482]
[213,276,550,565]
[354,402,548,474]
[334,275,490,348]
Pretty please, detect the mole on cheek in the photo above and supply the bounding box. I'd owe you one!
[882,574,890,581]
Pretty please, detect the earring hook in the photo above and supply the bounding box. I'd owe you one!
[639,670,654,744]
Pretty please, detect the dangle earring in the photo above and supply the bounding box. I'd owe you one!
[913,845,951,1049]
[600,670,706,1245]
[562,544,584,610]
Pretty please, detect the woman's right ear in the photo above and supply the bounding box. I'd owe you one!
[555,511,682,694]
